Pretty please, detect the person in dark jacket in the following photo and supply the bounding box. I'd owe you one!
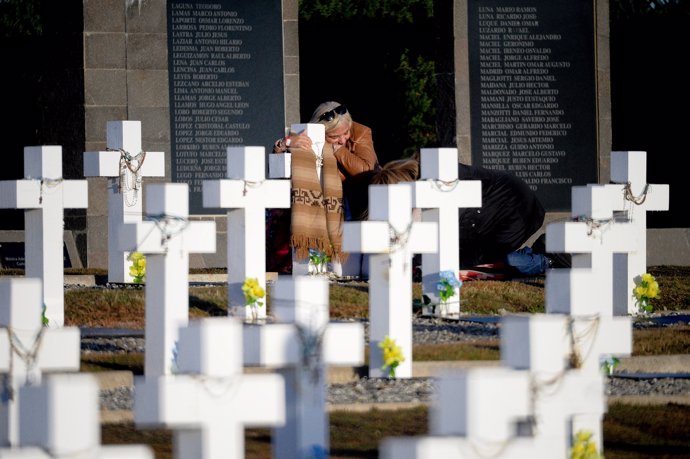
[456,162,547,273]
[348,157,554,276]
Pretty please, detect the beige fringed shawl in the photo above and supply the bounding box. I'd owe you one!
[290,143,345,262]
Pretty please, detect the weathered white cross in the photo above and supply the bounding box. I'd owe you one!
[546,184,638,317]
[413,148,481,317]
[134,317,285,459]
[502,313,630,451]
[0,278,80,447]
[203,146,290,320]
[0,146,88,327]
[343,183,437,378]
[84,120,165,283]
[119,183,215,378]
[0,373,153,457]
[243,275,364,458]
[607,151,669,315]
[382,312,630,458]
[381,366,560,458]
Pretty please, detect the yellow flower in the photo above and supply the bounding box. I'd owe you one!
[570,430,602,459]
[378,335,405,378]
[127,252,146,283]
[242,277,265,308]
[633,272,660,313]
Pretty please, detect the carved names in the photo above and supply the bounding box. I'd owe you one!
[468,1,597,210]
[167,0,284,214]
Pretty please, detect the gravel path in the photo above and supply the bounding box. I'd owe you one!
[83,316,690,411]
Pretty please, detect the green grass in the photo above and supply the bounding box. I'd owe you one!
[6,265,690,457]
[67,265,690,374]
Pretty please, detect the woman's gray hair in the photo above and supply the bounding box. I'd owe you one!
[309,101,353,132]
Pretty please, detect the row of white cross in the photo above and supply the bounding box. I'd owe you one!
[0,120,669,457]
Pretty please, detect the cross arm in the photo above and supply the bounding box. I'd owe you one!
[83,150,165,178]
[342,221,392,254]
[134,374,285,426]
[119,221,216,254]
[62,180,89,208]
[413,180,482,209]
[0,180,41,209]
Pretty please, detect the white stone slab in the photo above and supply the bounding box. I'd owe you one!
[202,146,290,320]
[0,278,80,447]
[343,183,437,378]
[83,121,165,283]
[119,183,216,379]
[0,146,88,327]
[414,148,481,316]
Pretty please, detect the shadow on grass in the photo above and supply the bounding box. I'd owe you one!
[102,403,690,458]
[189,295,227,317]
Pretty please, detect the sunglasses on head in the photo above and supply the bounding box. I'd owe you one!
[318,105,348,122]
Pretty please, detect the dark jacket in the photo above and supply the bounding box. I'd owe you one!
[458,164,545,267]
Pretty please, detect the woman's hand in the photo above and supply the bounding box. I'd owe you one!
[288,133,312,150]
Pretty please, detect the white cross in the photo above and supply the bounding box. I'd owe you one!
[343,183,437,378]
[502,313,631,451]
[119,183,215,378]
[546,184,638,317]
[84,121,165,284]
[0,373,153,458]
[243,276,364,458]
[380,367,559,458]
[202,146,290,320]
[0,146,88,327]
[0,278,80,446]
[607,151,669,315]
[413,148,481,317]
[134,317,285,459]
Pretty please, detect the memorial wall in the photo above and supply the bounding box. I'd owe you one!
[167,0,285,214]
[468,0,597,210]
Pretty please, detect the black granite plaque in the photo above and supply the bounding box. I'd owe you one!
[0,242,71,269]
[167,0,285,214]
[468,0,597,211]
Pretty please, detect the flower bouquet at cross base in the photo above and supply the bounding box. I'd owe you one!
[420,270,463,316]
[378,335,405,378]
[569,430,602,459]
[633,272,659,313]
[128,252,146,284]
[242,277,265,320]
[308,248,330,275]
